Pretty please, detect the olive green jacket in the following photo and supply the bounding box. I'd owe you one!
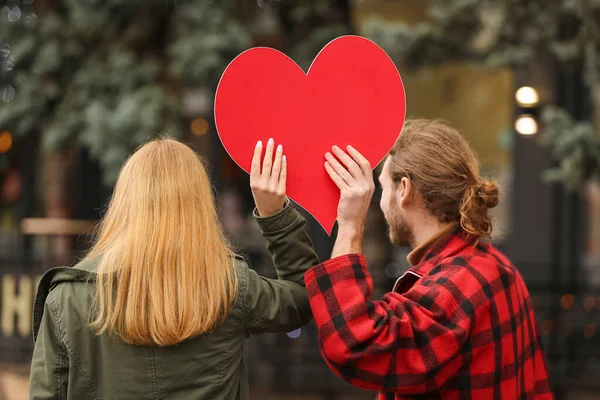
[29,201,318,400]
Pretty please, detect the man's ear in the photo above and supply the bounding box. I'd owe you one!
[397,177,412,208]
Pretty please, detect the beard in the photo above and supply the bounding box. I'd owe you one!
[386,201,414,248]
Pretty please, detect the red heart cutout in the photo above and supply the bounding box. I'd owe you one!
[215,35,406,235]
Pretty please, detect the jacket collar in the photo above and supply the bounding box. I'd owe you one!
[392,225,476,292]
[406,223,459,266]
[32,265,96,342]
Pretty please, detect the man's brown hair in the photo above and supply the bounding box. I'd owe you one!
[388,118,500,239]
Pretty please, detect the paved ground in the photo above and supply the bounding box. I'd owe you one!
[0,365,28,400]
[4,365,600,400]
[0,365,370,400]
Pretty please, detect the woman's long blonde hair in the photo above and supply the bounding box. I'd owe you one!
[84,138,237,346]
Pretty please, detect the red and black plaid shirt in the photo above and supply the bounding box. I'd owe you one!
[305,228,553,399]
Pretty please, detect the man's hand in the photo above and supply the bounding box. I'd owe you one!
[324,145,375,257]
[250,138,287,217]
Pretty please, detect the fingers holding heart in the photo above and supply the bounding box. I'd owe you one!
[346,145,373,180]
[250,139,287,217]
[325,151,353,185]
[270,144,283,185]
[325,145,375,229]
[324,160,348,189]
[250,140,264,180]
[278,155,287,195]
[332,145,363,179]
[261,138,275,177]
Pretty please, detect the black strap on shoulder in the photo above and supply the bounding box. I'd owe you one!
[32,267,96,342]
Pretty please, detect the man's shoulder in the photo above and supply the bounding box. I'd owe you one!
[437,240,512,267]
[430,242,517,288]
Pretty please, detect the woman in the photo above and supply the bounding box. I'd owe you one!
[30,138,318,399]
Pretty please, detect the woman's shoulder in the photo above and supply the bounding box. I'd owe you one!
[232,254,248,286]
[43,263,96,305]
[33,263,96,341]
[231,254,258,307]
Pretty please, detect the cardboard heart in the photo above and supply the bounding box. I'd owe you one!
[215,35,406,235]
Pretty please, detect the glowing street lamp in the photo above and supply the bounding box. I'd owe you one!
[515,86,540,107]
[515,115,538,136]
[514,86,541,136]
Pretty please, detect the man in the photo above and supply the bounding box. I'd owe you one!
[305,119,553,399]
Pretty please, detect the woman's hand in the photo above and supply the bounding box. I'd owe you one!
[250,138,287,217]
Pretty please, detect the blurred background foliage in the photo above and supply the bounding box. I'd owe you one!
[0,0,352,184]
[1,0,599,189]
[0,0,250,183]
[364,0,600,191]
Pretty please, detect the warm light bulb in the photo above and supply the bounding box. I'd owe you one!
[190,118,209,136]
[515,86,539,107]
[515,115,538,135]
[0,130,12,153]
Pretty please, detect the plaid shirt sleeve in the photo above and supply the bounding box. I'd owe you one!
[304,253,475,394]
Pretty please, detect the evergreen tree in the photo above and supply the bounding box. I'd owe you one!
[0,0,352,184]
[0,0,250,264]
[364,0,600,191]
[0,0,352,264]
[0,0,250,183]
